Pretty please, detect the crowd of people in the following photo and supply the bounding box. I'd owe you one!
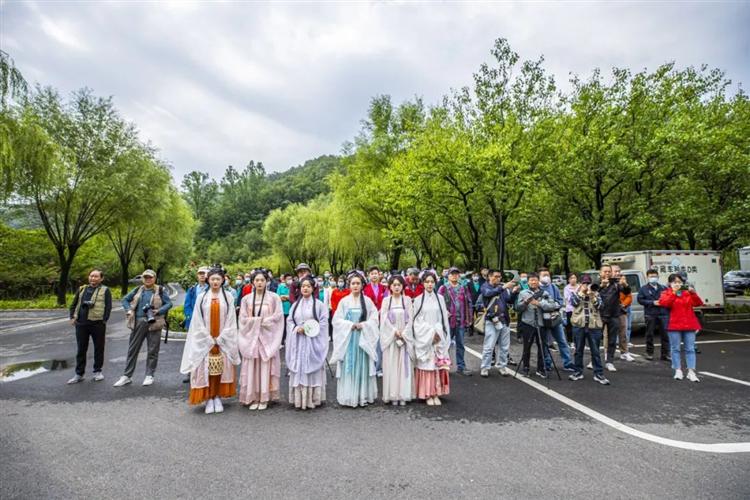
[66,261,705,414]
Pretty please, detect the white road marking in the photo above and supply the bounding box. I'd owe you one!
[631,339,750,348]
[463,345,750,453]
[699,371,750,387]
[0,317,70,333]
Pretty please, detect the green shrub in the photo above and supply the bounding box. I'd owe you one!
[167,305,186,332]
[724,303,750,314]
[0,287,124,310]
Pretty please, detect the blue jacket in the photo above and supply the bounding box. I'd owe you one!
[122,285,172,321]
[540,282,564,308]
[637,283,669,318]
[478,282,514,325]
[183,283,208,328]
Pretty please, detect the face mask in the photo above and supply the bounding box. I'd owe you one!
[337,281,345,288]
[324,274,331,279]
[244,278,251,283]
[520,277,528,284]
[540,276,551,285]
[649,277,658,285]
[285,280,293,286]
[234,279,242,286]
[472,277,479,282]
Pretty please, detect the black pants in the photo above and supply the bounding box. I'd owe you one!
[645,316,670,358]
[282,314,288,346]
[75,322,106,376]
[603,316,621,361]
[565,311,573,343]
[520,322,546,373]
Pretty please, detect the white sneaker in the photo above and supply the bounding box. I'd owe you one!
[622,352,635,362]
[213,397,224,413]
[686,370,699,382]
[586,362,593,370]
[480,369,489,378]
[605,362,617,372]
[142,375,154,386]
[499,367,511,376]
[205,399,215,414]
[257,402,267,410]
[93,372,104,382]
[113,376,132,387]
[674,369,684,380]
[248,403,259,410]
[67,374,84,384]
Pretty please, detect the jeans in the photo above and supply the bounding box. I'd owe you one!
[543,323,573,370]
[520,322,546,373]
[625,307,633,343]
[450,326,467,371]
[668,331,696,370]
[644,316,670,358]
[603,316,621,362]
[481,320,510,369]
[572,327,603,376]
[123,319,161,378]
[75,322,106,375]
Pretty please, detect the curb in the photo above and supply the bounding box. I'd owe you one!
[704,313,750,321]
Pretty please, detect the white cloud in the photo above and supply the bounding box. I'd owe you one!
[1,1,747,184]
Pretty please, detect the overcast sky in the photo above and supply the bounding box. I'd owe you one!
[2,1,748,182]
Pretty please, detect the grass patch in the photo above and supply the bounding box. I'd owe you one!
[0,287,124,310]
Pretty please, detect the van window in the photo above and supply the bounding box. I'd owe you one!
[624,274,641,290]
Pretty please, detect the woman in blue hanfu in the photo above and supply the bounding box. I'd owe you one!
[330,270,380,407]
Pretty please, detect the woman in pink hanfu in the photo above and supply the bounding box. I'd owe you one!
[238,269,284,411]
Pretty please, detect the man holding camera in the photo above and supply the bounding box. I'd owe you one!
[516,273,559,378]
[67,269,112,384]
[637,269,671,361]
[113,269,173,387]
[478,269,515,377]
[598,264,631,372]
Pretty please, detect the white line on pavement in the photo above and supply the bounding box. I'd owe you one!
[699,371,750,387]
[463,345,750,453]
[0,317,70,333]
[631,339,750,348]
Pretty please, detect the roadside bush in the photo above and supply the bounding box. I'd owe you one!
[167,305,186,332]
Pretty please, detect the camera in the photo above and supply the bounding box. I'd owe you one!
[590,283,600,292]
[143,305,156,324]
[82,300,95,308]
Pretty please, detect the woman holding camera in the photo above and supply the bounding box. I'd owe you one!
[658,274,704,382]
[568,276,610,385]
[180,267,240,414]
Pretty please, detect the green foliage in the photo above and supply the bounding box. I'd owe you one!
[0,223,57,297]
[167,305,186,332]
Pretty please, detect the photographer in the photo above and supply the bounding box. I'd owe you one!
[568,275,610,385]
[598,264,630,372]
[66,269,112,384]
[478,269,515,377]
[637,269,671,361]
[113,269,173,387]
[538,268,574,372]
[516,273,558,378]
[658,274,704,382]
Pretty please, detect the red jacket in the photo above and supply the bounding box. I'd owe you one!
[330,288,350,314]
[363,282,388,310]
[658,288,703,331]
[403,282,424,300]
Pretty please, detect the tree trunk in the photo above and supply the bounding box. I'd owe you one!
[119,256,130,295]
[389,240,403,271]
[55,245,79,306]
[562,248,570,277]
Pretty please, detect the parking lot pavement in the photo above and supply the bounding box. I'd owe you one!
[1,318,749,499]
[0,310,69,331]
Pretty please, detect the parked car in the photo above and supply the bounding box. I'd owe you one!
[552,274,566,287]
[128,275,143,284]
[723,270,750,295]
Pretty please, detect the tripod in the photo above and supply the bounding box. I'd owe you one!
[514,322,561,389]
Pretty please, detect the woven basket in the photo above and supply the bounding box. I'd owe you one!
[208,352,224,376]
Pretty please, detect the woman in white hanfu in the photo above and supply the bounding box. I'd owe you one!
[237,269,284,411]
[379,274,415,406]
[331,271,379,407]
[180,267,240,414]
[411,271,451,406]
[285,276,329,410]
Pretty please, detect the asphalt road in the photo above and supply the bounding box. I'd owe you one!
[1,304,749,499]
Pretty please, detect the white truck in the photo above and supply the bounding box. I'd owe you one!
[740,246,750,271]
[582,250,725,332]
